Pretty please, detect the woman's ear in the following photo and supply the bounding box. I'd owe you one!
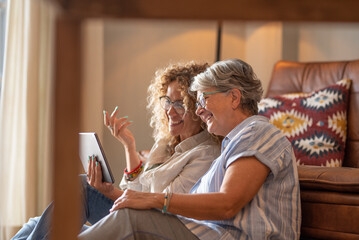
[230,89,241,109]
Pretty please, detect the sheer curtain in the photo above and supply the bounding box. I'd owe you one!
[0,0,57,238]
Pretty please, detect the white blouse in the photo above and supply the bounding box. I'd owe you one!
[120,130,220,194]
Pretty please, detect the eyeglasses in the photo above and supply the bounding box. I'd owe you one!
[159,96,186,115]
[196,90,227,110]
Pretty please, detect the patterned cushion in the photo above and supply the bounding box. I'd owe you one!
[258,79,351,167]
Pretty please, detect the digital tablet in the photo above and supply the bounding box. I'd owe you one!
[79,132,115,183]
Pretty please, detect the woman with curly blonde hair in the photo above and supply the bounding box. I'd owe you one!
[147,62,213,154]
[12,61,221,240]
[113,61,221,193]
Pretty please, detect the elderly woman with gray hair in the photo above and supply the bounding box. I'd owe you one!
[78,59,301,240]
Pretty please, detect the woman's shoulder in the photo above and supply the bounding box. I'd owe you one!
[146,139,171,165]
[193,131,221,149]
[175,132,221,159]
[191,138,221,159]
[242,115,285,137]
[228,115,291,150]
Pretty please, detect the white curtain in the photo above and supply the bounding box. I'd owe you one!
[0,0,57,238]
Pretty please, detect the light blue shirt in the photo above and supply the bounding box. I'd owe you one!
[178,115,301,240]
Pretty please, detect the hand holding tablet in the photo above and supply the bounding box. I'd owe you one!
[79,132,115,183]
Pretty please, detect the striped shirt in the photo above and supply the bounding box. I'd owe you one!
[178,115,301,240]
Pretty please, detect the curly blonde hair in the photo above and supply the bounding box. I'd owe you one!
[147,61,209,152]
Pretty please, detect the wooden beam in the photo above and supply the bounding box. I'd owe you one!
[52,15,82,240]
[55,0,359,22]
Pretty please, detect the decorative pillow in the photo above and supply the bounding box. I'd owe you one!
[258,79,351,167]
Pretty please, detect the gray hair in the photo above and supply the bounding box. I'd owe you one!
[190,59,263,115]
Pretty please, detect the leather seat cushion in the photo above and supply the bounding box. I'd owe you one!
[299,165,359,192]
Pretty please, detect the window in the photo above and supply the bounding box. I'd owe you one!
[0,0,7,94]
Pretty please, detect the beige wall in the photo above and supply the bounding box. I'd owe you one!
[298,22,359,62]
[81,20,104,138]
[222,21,284,92]
[82,20,359,185]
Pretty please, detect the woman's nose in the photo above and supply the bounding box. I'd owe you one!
[167,105,177,116]
[195,105,204,116]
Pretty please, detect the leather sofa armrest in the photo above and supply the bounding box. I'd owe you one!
[299,165,359,192]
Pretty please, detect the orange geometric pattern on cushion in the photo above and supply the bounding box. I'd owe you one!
[258,79,351,167]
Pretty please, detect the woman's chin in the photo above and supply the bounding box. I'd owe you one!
[169,128,181,137]
[207,124,216,135]
[169,121,184,135]
[207,123,224,136]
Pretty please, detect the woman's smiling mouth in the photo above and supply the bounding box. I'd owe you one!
[169,119,184,126]
[202,113,213,124]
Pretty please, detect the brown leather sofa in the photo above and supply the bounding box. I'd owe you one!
[267,60,359,240]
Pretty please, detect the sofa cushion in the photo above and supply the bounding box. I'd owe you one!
[299,165,359,192]
[258,79,351,167]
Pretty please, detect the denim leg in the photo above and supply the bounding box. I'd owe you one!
[11,217,41,240]
[27,203,54,240]
[80,174,114,225]
[11,203,54,240]
[11,175,115,240]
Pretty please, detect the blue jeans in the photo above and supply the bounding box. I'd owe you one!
[11,175,114,240]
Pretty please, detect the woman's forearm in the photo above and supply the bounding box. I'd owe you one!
[103,187,124,201]
[157,158,269,220]
[160,192,244,220]
[113,157,269,220]
[124,142,141,172]
[112,190,243,220]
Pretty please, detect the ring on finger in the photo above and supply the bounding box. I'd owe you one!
[108,125,114,131]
